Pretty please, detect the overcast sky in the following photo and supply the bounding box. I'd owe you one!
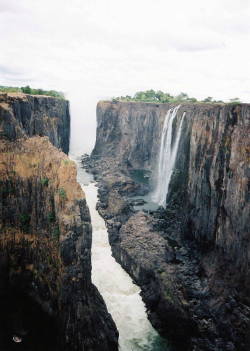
[0,0,249,153]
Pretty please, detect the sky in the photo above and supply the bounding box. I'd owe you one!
[0,0,249,154]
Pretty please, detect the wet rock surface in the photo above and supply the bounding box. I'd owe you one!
[86,101,250,351]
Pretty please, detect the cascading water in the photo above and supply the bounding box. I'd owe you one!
[152,106,185,207]
[72,158,168,351]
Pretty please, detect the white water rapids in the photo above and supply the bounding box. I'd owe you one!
[152,106,185,207]
[73,159,168,351]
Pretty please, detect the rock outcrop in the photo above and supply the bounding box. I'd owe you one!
[0,95,118,350]
[0,93,70,153]
[88,100,250,351]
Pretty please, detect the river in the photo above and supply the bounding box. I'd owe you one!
[73,157,169,351]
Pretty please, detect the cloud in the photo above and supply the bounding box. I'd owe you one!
[0,65,16,75]
[0,0,22,13]
[0,0,249,153]
[0,64,35,87]
[0,64,31,77]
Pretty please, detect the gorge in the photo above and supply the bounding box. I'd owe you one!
[0,92,249,351]
[74,164,168,350]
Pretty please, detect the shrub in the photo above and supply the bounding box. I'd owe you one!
[41,178,49,186]
[48,212,55,223]
[19,213,30,231]
[58,188,67,200]
[52,226,60,240]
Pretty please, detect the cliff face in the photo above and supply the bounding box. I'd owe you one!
[0,93,70,153]
[0,95,118,350]
[93,101,165,169]
[89,101,250,351]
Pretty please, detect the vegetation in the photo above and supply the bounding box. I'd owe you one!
[52,226,60,241]
[0,85,65,99]
[48,212,56,223]
[41,177,49,186]
[112,89,240,104]
[62,159,71,166]
[19,213,30,232]
[58,188,67,200]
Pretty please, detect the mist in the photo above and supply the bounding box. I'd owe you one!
[68,91,98,156]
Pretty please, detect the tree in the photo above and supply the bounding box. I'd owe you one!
[21,85,32,94]
[176,92,189,101]
[202,97,213,103]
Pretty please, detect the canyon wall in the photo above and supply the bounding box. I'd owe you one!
[89,100,250,351]
[0,93,70,153]
[0,94,118,350]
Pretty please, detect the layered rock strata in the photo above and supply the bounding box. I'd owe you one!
[87,100,250,351]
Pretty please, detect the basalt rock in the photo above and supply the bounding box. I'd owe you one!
[89,101,250,351]
[0,93,70,153]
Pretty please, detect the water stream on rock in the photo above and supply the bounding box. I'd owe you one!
[73,157,169,351]
[152,107,185,207]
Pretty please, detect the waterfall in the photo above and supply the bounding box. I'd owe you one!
[152,106,185,207]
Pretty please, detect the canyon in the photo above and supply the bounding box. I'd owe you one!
[86,100,250,351]
[0,93,118,350]
[1,92,249,351]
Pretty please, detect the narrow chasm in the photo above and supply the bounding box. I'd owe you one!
[72,155,170,351]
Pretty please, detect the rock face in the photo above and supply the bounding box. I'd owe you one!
[89,100,250,351]
[0,93,70,153]
[0,95,118,350]
[93,101,164,169]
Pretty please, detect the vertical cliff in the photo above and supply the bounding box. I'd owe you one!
[89,100,250,351]
[0,95,118,350]
[0,93,70,153]
[92,101,164,169]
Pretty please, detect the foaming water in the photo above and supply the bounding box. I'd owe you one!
[73,158,168,351]
[152,107,185,207]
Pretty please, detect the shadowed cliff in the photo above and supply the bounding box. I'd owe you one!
[0,95,119,350]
